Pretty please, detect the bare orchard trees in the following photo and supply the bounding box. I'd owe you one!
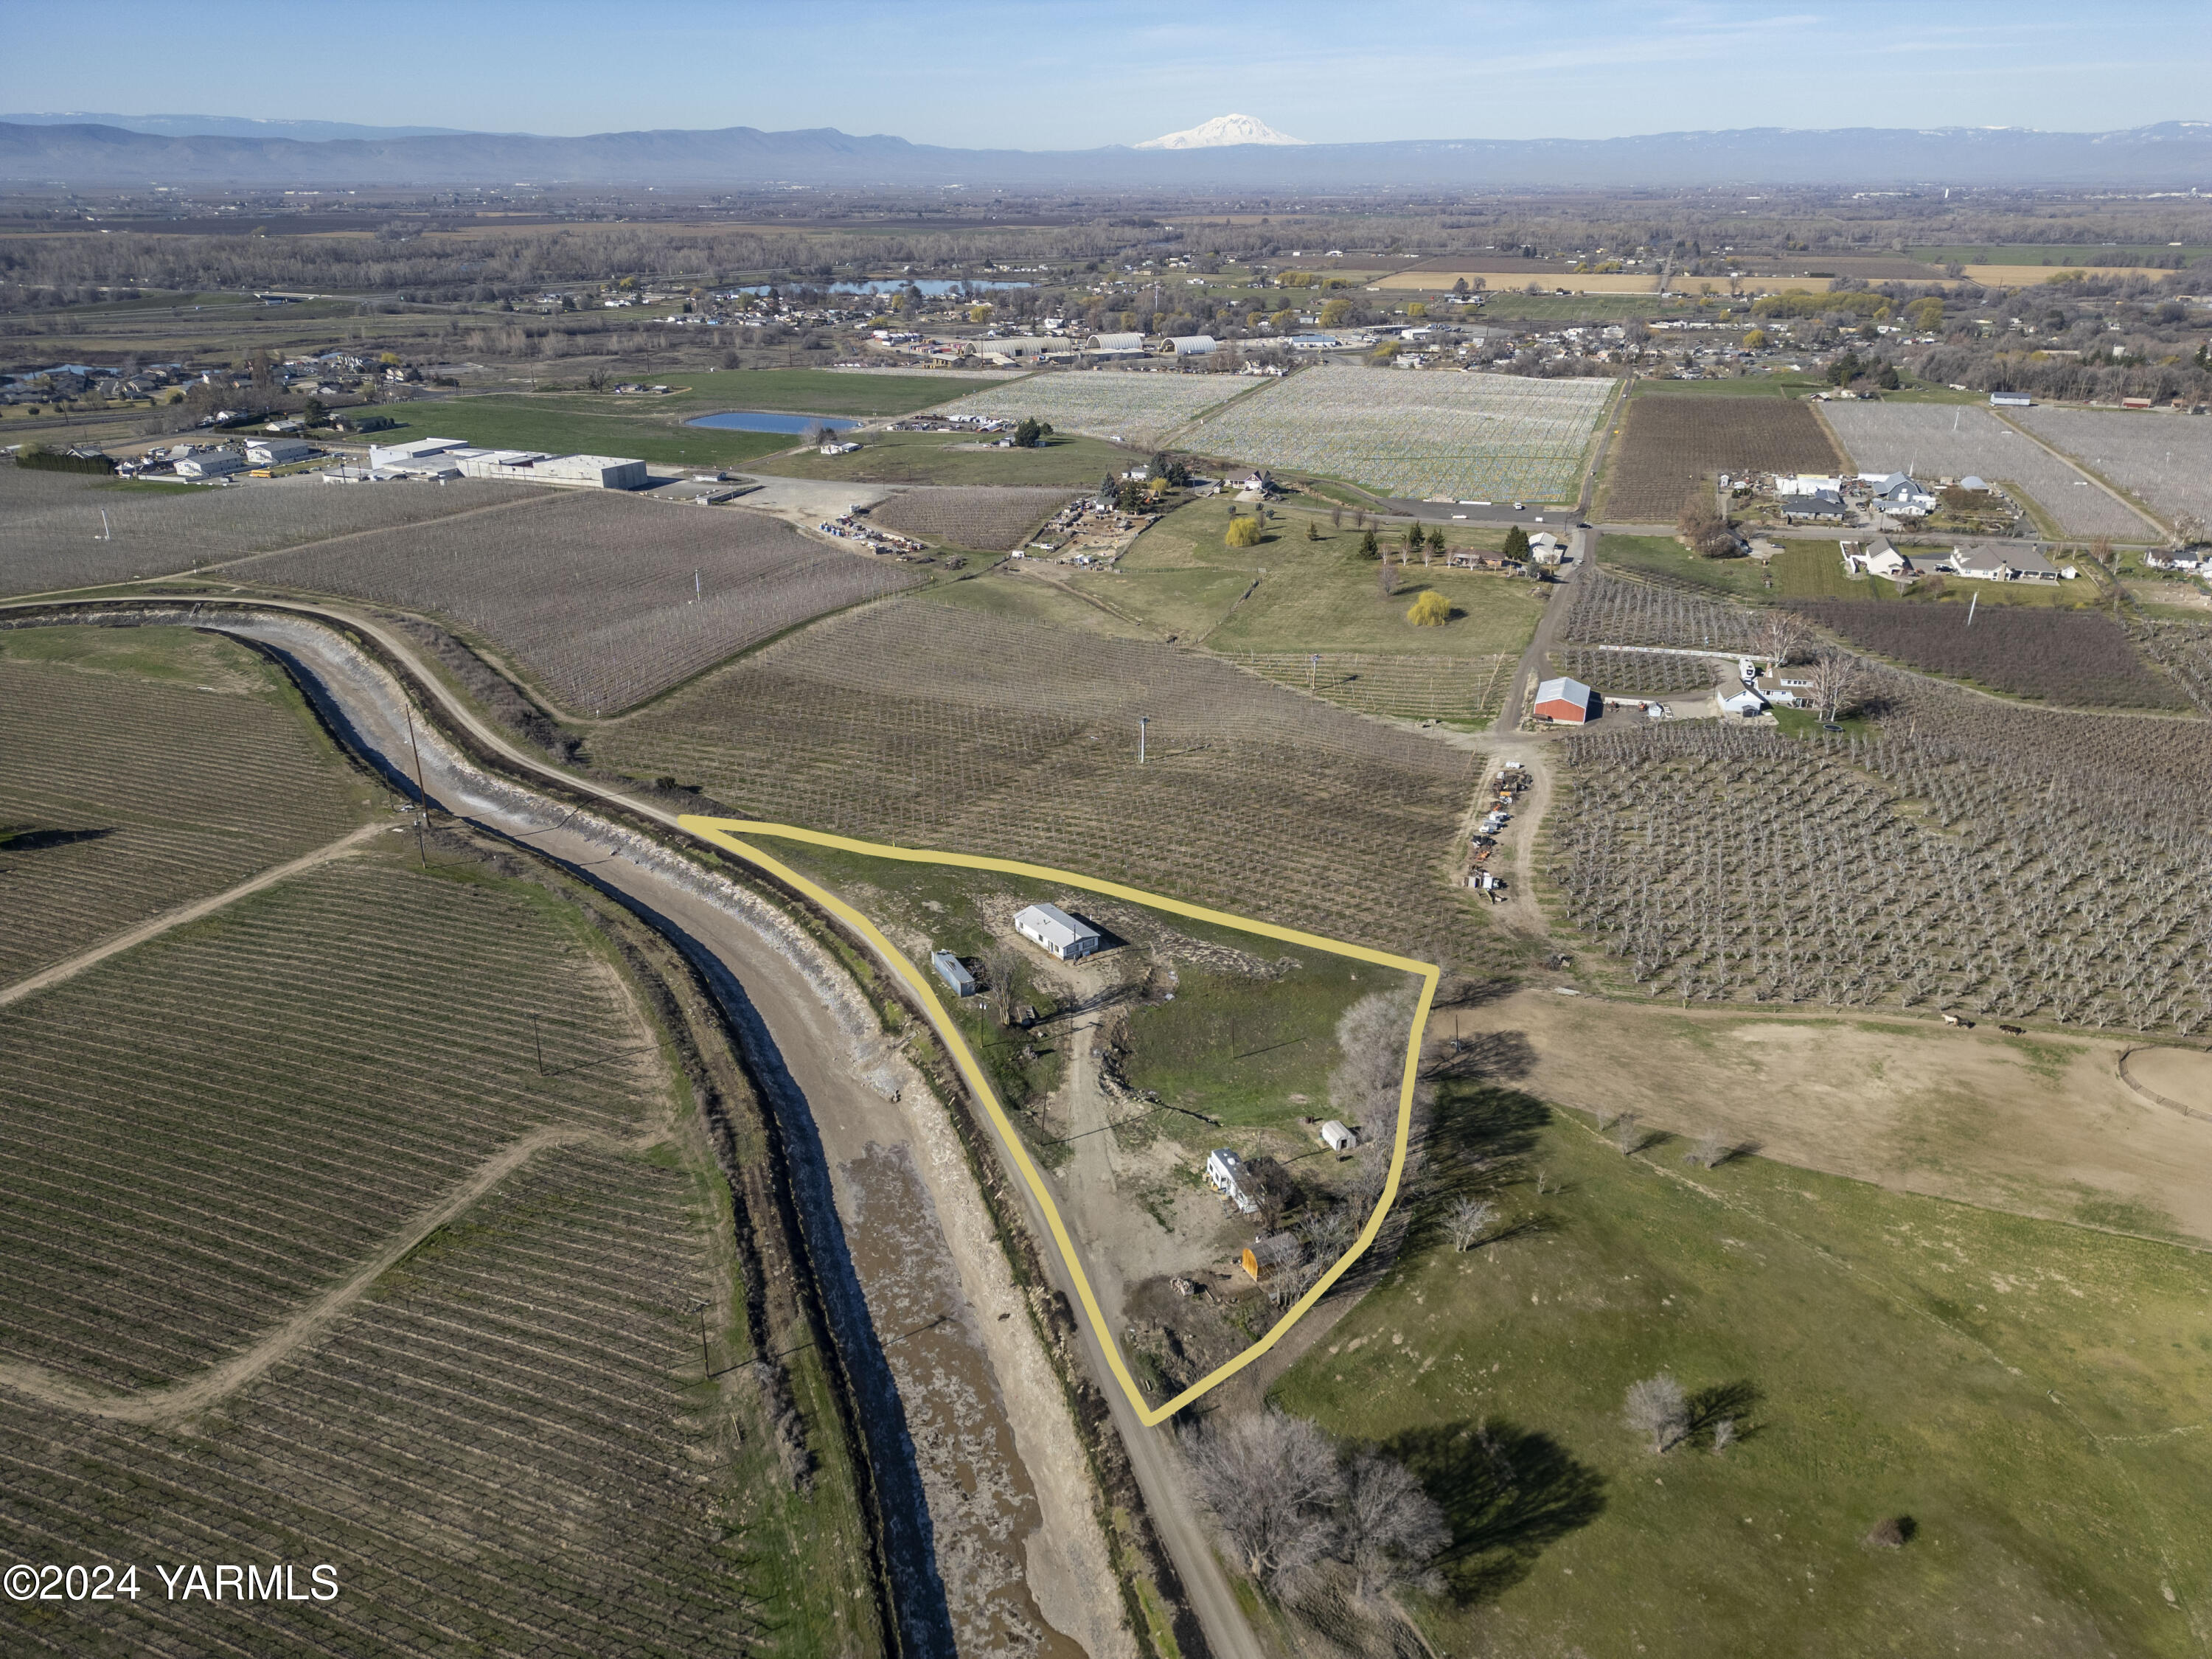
[1624,1374,1691,1453]
[1183,1410,1448,1607]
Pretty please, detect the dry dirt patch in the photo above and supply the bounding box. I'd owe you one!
[1455,989,2212,1240]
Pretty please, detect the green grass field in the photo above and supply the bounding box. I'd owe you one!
[1112,497,1540,659]
[1121,957,1397,1127]
[750,426,1138,485]
[1273,1092,2212,1658]
[1600,534,2108,611]
[643,366,970,418]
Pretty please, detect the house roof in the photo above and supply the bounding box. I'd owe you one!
[1015,902,1099,951]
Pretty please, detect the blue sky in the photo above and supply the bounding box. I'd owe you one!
[7,1,2206,146]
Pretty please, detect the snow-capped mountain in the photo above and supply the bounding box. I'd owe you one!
[1135,114,1305,150]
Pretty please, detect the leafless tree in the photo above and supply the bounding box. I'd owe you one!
[1343,1451,1449,1605]
[1756,610,1813,668]
[1683,1130,1728,1169]
[981,942,1023,1028]
[1181,1410,1345,1593]
[1624,1374,1690,1453]
[1711,1417,1737,1454]
[1678,487,1736,557]
[1378,558,1400,598]
[1610,1111,1643,1155]
[1805,650,1869,725]
[2175,511,2208,549]
[1330,990,1415,1141]
[1444,1196,1496,1251]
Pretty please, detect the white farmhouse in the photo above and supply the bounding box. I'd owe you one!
[1012,902,1101,961]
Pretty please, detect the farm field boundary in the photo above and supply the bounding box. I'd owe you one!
[678,814,1439,1427]
[0,821,382,1009]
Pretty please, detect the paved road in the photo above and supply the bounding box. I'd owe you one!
[23,595,1261,1659]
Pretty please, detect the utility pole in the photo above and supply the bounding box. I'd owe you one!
[1309,652,1320,694]
[1138,716,1148,764]
[1966,591,1978,627]
[692,1299,710,1377]
[403,704,431,869]
[531,1012,544,1077]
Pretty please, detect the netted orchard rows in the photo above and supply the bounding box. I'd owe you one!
[1557,566,1766,652]
[1548,709,2212,1032]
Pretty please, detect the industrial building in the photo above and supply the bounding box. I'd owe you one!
[1534,676,1599,724]
[364,436,644,490]
[173,451,245,479]
[1013,902,1101,961]
[245,437,316,466]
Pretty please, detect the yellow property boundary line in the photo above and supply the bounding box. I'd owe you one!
[678,816,1437,1427]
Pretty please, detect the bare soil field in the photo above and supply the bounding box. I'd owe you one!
[0,625,372,985]
[597,597,1493,963]
[237,490,922,714]
[0,465,525,597]
[869,485,1082,551]
[1450,987,2212,1240]
[1823,403,2151,539]
[1599,393,1843,521]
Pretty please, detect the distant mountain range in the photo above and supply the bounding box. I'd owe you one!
[2,118,2208,189]
[0,112,477,143]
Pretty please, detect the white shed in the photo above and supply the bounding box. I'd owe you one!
[1320,1120,1358,1152]
[1013,902,1101,961]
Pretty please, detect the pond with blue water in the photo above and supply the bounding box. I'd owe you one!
[684,411,863,433]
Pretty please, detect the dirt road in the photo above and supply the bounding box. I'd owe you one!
[11,597,1228,1659]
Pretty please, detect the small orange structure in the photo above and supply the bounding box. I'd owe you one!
[1242,1233,1303,1282]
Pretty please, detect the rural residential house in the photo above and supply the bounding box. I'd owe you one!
[1944,544,2069,583]
[1781,490,1848,524]
[1534,676,1599,724]
[1206,1148,1259,1215]
[1242,1232,1304,1283]
[1863,472,1938,517]
[1013,902,1102,961]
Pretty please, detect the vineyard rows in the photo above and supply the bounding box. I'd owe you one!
[0,467,521,597]
[1790,599,2188,708]
[1176,364,1615,502]
[0,856,660,1393]
[1600,394,1842,521]
[599,599,1492,961]
[1822,403,2149,539]
[1549,647,1719,696]
[1558,567,1767,652]
[240,491,922,714]
[1548,680,2212,1032]
[1,1146,761,1658]
[1221,650,1514,722]
[0,638,366,986]
[933,372,1248,448]
[869,486,1082,552]
[2015,408,2212,529]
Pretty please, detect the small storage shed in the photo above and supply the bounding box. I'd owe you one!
[1014,902,1101,961]
[1242,1232,1304,1282]
[1320,1119,1358,1152]
[931,950,976,998]
[1534,676,1599,724]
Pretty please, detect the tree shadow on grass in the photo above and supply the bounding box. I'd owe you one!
[1382,1419,1607,1604]
[1419,1082,1551,1194]
[1688,1379,1763,1445]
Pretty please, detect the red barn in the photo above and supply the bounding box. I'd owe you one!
[1534,676,1599,723]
